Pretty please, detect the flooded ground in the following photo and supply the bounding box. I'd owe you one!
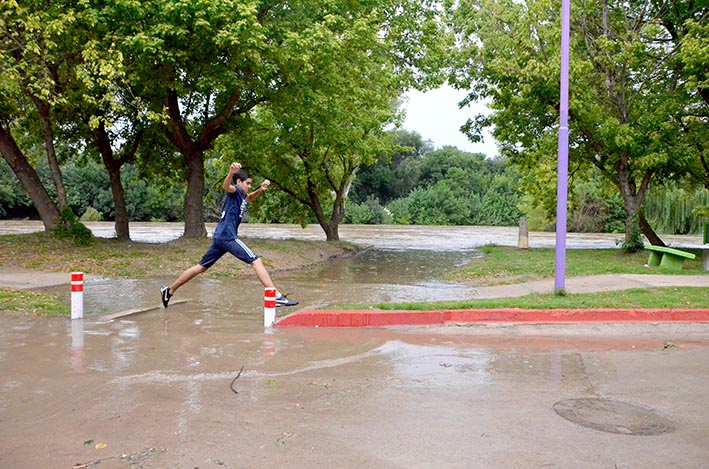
[1,221,708,467]
[3,219,704,248]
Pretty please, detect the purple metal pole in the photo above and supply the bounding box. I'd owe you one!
[555,0,570,293]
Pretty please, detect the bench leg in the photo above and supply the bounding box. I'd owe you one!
[703,250,708,272]
[647,251,662,266]
[659,253,685,271]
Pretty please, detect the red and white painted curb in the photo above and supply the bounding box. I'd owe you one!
[275,308,709,328]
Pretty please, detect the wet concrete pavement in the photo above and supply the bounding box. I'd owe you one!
[1,222,709,467]
[1,312,708,468]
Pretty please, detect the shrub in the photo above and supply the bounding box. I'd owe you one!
[80,207,102,222]
[53,207,94,246]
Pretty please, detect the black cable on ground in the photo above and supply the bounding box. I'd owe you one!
[230,364,245,394]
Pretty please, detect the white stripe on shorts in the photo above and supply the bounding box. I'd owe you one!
[236,238,256,259]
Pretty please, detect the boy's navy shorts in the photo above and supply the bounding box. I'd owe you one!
[199,238,258,269]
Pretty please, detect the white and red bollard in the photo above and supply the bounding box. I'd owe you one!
[264,287,276,328]
[71,272,84,320]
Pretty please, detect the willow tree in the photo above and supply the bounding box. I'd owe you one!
[218,0,450,241]
[448,0,707,249]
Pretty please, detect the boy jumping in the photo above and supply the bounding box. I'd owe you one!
[161,162,298,308]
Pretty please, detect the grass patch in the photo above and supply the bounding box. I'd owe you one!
[349,286,709,311]
[447,245,707,286]
[0,287,69,317]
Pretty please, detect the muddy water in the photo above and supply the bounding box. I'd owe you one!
[72,248,481,322]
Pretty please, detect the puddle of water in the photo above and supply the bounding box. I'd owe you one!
[375,340,491,388]
[282,248,481,306]
[64,249,480,318]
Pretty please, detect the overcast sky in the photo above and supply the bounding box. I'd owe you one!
[401,84,498,157]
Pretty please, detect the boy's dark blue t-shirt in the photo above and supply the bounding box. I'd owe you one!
[212,185,247,240]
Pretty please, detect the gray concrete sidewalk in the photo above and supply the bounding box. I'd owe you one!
[473,273,709,299]
[0,267,96,290]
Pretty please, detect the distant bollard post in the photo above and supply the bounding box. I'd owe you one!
[518,217,529,249]
[264,287,276,328]
[71,272,84,320]
[704,223,709,271]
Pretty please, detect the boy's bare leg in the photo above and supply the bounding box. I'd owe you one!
[170,264,207,294]
[251,258,276,290]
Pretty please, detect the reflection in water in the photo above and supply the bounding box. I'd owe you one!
[376,340,490,388]
[287,249,482,305]
[70,319,85,372]
[82,278,149,316]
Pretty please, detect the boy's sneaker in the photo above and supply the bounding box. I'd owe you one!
[160,286,173,308]
[275,293,298,307]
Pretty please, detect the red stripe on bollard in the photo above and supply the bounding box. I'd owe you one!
[71,272,83,292]
[264,288,277,327]
[71,272,84,320]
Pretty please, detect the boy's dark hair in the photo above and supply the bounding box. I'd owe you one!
[233,169,251,184]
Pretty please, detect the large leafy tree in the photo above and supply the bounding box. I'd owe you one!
[65,2,154,241]
[218,0,450,241]
[448,0,707,249]
[1,0,141,239]
[0,0,75,229]
[109,0,293,238]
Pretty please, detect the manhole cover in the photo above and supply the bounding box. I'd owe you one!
[553,398,675,435]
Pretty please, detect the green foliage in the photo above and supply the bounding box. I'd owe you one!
[377,147,522,226]
[345,196,393,225]
[388,182,474,225]
[80,207,102,222]
[216,1,451,240]
[622,214,644,253]
[53,206,94,246]
[350,130,433,205]
[0,159,34,218]
[568,179,625,233]
[643,187,709,235]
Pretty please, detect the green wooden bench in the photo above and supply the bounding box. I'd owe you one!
[644,245,696,271]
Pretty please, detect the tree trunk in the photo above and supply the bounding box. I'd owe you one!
[107,168,130,241]
[94,123,133,241]
[182,147,207,238]
[306,179,340,241]
[616,153,655,251]
[321,221,339,242]
[32,97,68,209]
[639,210,665,247]
[0,126,60,230]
